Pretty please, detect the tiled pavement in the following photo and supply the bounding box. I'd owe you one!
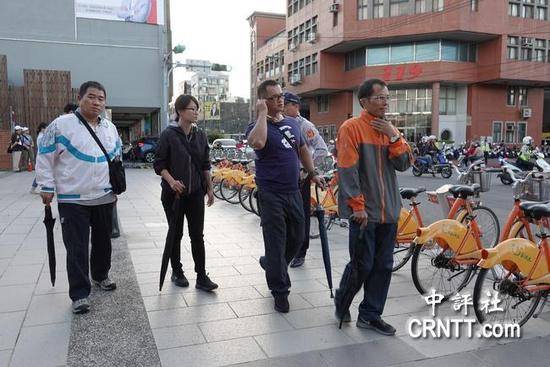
[0,170,549,367]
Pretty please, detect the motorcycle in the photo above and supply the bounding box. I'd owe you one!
[498,152,550,185]
[412,151,453,179]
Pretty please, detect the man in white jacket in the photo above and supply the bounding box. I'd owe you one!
[36,81,122,314]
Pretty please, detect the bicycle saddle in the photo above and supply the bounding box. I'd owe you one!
[521,203,550,220]
[448,184,481,198]
[519,200,550,212]
[399,187,426,200]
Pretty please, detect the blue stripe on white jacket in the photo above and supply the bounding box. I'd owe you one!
[36,112,122,201]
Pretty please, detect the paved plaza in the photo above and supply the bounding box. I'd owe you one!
[0,169,549,367]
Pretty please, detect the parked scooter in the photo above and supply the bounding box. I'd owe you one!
[412,150,453,178]
[498,152,550,185]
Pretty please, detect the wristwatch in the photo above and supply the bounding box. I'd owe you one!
[389,135,400,144]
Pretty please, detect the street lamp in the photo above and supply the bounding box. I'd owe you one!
[163,44,186,128]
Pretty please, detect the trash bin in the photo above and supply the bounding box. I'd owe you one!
[427,184,455,217]
[472,171,491,192]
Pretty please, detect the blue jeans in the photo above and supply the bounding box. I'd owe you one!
[336,221,397,321]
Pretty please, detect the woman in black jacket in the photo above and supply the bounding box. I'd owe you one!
[154,94,217,291]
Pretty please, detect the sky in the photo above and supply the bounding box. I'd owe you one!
[170,0,286,100]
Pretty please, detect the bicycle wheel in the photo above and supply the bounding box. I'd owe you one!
[239,186,253,212]
[220,178,239,204]
[473,267,542,327]
[249,187,260,216]
[411,243,473,300]
[213,180,224,200]
[392,242,414,272]
[462,206,500,249]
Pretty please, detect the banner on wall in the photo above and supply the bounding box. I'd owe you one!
[203,101,221,121]
[75,0,164,25]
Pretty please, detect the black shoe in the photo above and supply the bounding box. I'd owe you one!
[259,256,267,270]
[356,317,396,336]
[289,257,305,268]
[274,295,289,313]
[196,273,218,292]
[171,273,189,287]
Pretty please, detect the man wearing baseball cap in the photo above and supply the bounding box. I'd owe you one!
[283,92,328,268]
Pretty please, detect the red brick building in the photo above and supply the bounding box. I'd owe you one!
[249,0,550,145]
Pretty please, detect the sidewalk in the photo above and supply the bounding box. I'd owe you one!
[0,170,548,367]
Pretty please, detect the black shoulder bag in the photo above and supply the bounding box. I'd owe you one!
[75,112,126,195]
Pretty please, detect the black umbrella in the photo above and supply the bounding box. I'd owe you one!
[159,195,184,291]
[43,205,56,286]
[336,226,366,328]
[314,185,334,298]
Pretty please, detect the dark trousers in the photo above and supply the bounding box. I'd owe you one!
[58,202,114,301]
[258,189,304,296]
[161,189,206,276]
[295,176,311,259]
[335,221,397,321]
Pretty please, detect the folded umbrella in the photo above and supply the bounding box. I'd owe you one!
[43,205,56,286]
[335,226,366,329]
[314,185,334,298]
[159,195,183,291]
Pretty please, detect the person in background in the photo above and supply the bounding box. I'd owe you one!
[63,103,78,114]
[7,126,26,172]
[21,127,34,169]
[30,123,48,194]
[282,92,328,268]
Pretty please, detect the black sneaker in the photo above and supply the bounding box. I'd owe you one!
[289,257,305,268]
[72,298,90,314]
[274,295,289,313]
[171,273,189,287]
[356,317,396,336]
[196,274,218,292]
[259,256,267,270]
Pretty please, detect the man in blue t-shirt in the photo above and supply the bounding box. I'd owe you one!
[246,80,324,313]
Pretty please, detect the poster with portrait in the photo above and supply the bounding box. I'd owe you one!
[204,101,221,121]
[75,0,164,25]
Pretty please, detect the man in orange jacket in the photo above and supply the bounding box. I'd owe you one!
[334,78,411,335]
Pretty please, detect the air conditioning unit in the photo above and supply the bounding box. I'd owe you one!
[290,73,302,85]
[289,42,298,52]
[329,3,340,13]
[522,39,533,47]
[522,107,532,119]
[307,32,317,43]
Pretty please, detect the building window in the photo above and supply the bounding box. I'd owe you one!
[345,47,366,70]
[523,4,535,17]
[388,88,432,114]
[505,121,516,143]
[373,0,384,18]
[317,95,329,113]
[507,36,520,60]
[390,43,414,63]
[521,38,533,61]
[518,87,528,106]
[509,1,521,16]
[535,39,546,61]
[390,0,409,16]
[287,15,318,48]
[470,0,479,11]
[517,122,527,142]
[287,0,315,16]
[432,0,444,12]
[536,0,548,20]
[358,0,368,20]
[415,0,426,13]
[492,121,503,143]
[439,86,457,115]
[415,41,439,61]
[287,53,318,80]
[367,45,390,65]
[507,87,517,106]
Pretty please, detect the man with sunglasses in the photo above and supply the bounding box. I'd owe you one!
[282,92,328,268]
[334,78,411,335]
[246,80,324,313]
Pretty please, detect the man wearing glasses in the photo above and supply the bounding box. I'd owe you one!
[246,80,324,313]
[334,78,411,335]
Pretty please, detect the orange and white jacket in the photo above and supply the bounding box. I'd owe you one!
[337,111,411,223]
